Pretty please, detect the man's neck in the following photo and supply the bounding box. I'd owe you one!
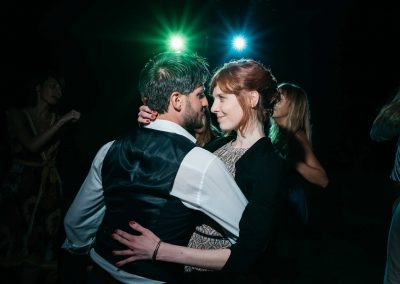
[157,113,181,125]
[156,113,196,141]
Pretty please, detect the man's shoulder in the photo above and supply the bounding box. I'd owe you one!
[93,140,115,161]
[183,147,225,172]
[187,146,218,160]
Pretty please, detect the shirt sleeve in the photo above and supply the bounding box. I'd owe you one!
[170,147,248,243]
[62,141,114,254]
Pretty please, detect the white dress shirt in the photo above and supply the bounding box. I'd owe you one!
[63,119,248,283]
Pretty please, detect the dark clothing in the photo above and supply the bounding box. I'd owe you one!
[94,128,201,282]
[223,137,286,273]
[182,136,286,283]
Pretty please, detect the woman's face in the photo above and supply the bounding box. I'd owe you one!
[38,77,62,105]
[272,94,290,119]
[211,85,243,132]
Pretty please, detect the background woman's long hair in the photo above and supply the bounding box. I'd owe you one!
[269,82,312,158]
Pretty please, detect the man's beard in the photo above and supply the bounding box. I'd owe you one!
[182,105,205,132]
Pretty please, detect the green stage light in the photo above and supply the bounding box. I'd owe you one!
[169,35,185,52]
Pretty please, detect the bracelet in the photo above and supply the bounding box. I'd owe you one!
[152,240,162,262]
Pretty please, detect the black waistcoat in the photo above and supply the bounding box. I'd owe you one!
[94,127,201,282]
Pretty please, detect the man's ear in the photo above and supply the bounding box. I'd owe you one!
[170,92,183,111]
[250,91,260,108]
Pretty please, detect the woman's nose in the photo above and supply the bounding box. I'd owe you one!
[211,101,218,113]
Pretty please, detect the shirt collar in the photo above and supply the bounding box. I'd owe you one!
[144,119,197,144]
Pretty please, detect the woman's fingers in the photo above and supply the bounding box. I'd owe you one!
[138,105,158,125]
[112,249,134,256]
[129,221,159,242]
[139,106,157,118]
[138,115,151,124]
[115,256,137,267]
[112,220,161,264]
[128,221,146,234]
[139,110,153,119]
[112,229,135,245]
[139,105,152,113]
[113,229,135,242]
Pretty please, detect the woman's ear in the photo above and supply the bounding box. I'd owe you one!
[250,91,260,108]
[170,92,183,111]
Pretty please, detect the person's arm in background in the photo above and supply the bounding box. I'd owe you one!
[7,108,81,153]
[292,130,329,188]
[370,101,400,142]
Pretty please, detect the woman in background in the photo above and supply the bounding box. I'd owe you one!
[269,83,329,277]
[270,82,328,225]
[271,83,328,188]
[0,71,80,283]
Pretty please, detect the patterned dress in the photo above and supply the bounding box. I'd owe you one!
[185,141,248,272]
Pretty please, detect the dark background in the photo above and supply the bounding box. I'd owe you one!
[1,0,400,283]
